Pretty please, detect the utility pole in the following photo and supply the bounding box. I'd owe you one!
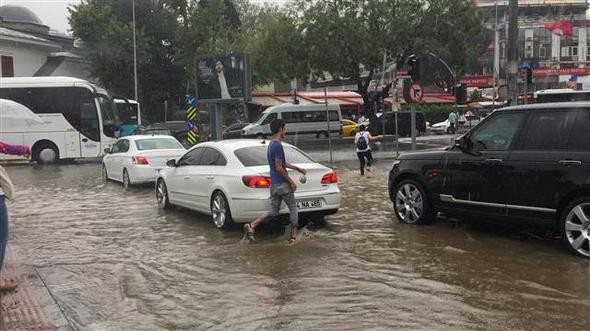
[132,0,139,103]
[493,0,499,102]
[507,0,519,105]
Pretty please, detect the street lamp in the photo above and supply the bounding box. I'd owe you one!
[132,0,138,102]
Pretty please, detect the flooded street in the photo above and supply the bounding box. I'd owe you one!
[4,163,590,330]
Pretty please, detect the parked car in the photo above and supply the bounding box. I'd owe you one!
[155,139,341,229]
[430,115,483,134]
[103,135,186,188]
[371,111,427,137]
[341,119,359,137]
[132,121,191,147]
[223,122,249,139]
[388,101,590,258]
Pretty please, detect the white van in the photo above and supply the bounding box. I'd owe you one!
[242,103,342,139]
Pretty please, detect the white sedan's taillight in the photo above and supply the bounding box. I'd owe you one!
[132,156,149,165]
[321,172,338,184]
[242,176,271,188]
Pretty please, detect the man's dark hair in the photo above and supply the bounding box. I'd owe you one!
[270,118,285,135]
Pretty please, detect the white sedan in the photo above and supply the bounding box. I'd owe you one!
[430,115,483,134]
[102,135,186,188]
[155,139,341,229]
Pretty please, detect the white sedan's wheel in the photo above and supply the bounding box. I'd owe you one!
[211,191,233,229]
[122,169,131,189]
[102,164,109,181]
[561,199,590,258]
[156,179,172,209]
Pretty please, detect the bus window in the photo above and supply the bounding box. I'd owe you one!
[80,102,100,141]
[97,95,119,138]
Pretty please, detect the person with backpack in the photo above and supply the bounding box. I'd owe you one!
[354,124,382,176]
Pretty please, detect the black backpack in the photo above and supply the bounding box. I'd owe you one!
[356,132,368,150]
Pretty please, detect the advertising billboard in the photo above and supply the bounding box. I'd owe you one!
[196,53,252,103]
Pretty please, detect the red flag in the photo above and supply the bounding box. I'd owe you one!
[544,20,573,36]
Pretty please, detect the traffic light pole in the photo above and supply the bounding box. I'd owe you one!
[524,74,528,104]
[507,0,519,105]
[410,104,416,150]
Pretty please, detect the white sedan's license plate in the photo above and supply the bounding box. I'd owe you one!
[297,199,322,209]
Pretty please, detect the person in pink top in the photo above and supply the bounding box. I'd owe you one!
[0,142,30,157]
[0,142,30,291]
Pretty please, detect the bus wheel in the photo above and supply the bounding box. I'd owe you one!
[33,142,59,164]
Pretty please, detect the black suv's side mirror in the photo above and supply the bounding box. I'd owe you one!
[455,136,472,151]
[166,159,177,167]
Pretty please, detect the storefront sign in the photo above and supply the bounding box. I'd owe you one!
[459,75,494,88]
[533,68,590,77]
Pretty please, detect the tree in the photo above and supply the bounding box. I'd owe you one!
[291,0,489,113]
[69,0,183,122]
[243,6,309,86]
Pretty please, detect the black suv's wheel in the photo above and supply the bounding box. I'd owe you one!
[211,191,233,229]
[560,198,590,258]
[156,179,172,209]
[392,179,434,224]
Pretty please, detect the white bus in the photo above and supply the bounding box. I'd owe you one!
[0,76,120,163]
[114,98,141,137]
[534,88,590,103]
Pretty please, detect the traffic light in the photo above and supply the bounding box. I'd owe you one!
[526,67,533,85]
[407,54,420,81]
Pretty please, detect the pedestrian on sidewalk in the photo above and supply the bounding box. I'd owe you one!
[448,110,458,134]
[0,142,30,291]
[243,119,306,242]
[354,124,382,176]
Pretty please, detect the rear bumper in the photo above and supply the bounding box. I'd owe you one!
[128,165,163,183]
[230,188,341,223]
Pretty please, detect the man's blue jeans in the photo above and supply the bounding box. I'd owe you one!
[0,196,8,273]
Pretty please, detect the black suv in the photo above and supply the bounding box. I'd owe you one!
[388,102,590,258]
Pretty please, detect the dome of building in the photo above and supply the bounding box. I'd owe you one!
[0,5,49,34]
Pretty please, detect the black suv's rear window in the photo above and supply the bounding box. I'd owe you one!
[568,109,590,151]
[519,111,578,150]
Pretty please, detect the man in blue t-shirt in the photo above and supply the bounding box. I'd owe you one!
[243,119,306,242]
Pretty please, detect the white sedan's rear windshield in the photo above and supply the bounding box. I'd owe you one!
[234,146,314,166]
[135,138,182,151]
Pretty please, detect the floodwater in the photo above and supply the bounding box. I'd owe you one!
[4,163,589,330]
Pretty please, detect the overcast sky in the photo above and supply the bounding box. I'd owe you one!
[2,0,81,33]
[1,0,294,33]
[3,0,588,34]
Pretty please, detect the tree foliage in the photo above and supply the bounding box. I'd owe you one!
[68,0,490,121]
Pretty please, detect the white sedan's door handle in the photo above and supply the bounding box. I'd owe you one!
[184,176,190,180]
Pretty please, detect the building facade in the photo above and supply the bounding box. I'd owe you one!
[0,5,90,80]
[475,0,590,90]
